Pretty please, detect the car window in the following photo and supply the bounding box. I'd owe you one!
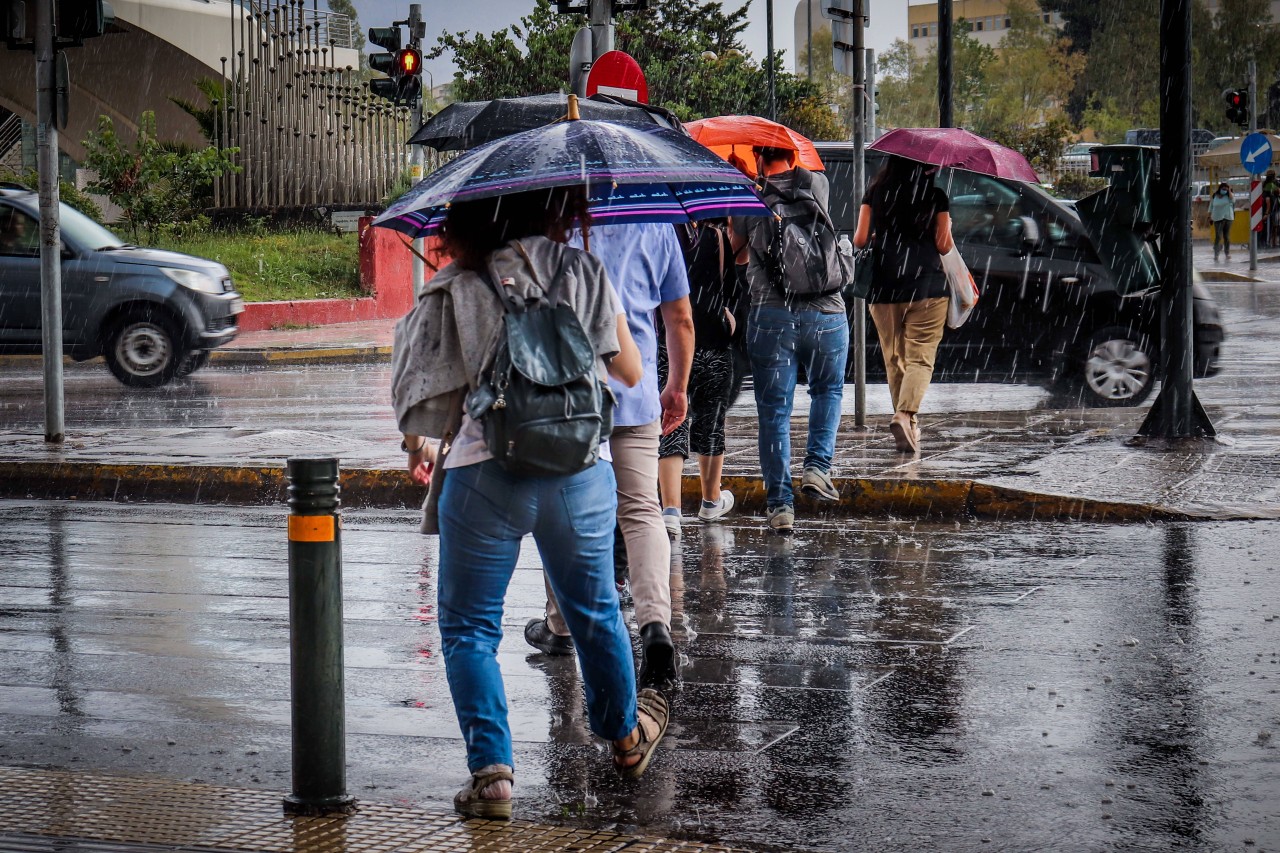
[0,205,39,257]
[59,203,123,251]
[939,170,1027,249]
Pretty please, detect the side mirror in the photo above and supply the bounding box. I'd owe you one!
[1019,215,1042,251]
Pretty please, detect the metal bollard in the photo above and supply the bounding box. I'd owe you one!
[282,457,356,817]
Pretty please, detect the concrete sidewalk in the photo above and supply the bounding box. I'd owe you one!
[2,396,1277,521]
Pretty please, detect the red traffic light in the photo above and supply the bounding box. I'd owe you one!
[1226,89,1246,108]
[396,47,421,76]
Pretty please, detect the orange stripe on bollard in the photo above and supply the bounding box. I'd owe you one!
[289,515,335,542]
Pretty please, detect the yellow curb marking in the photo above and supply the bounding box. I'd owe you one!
[288,515,335,542]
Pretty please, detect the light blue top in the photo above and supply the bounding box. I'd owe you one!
[1209,191,1235,223]
[573,223,691,428]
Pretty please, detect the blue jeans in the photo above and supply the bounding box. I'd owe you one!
[437,459,637,772]
[746,305,850,508]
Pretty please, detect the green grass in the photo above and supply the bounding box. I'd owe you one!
[152,231,363,303]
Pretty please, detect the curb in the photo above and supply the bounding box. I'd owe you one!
[1198,270,1261,282]
[0,460,1219,522]
[0,346,393,369]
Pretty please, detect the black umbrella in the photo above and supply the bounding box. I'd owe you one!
[409,92,682,151]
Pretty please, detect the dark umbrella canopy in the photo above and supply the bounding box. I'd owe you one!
[409,93,680,151]
[869,127,1041,183]
[376,118,767,238]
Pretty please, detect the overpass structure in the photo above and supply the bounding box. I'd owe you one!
[0,0,360,169]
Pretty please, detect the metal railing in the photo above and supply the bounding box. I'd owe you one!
[233,0,354,51]
[0,112,24,172]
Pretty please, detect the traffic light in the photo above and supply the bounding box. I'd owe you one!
[368,9,424,107]
[56,0,112,43]
[394,45,422,103]
[368,25,401,77]
[1224,88,1249,127]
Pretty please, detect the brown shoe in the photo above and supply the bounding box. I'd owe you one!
[889,413,919,453]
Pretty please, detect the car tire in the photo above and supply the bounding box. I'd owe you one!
[103,311,186,388]
[1076,325,1157,408]
[175,349,210,378]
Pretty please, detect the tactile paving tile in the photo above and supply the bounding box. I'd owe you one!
[0,767,752,853]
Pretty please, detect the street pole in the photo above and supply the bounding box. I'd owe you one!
[766,0,776,120]
[35,0,64,444]
[1137,0,1214,440]
[938,0,953,128]
[866,47,876,141]
[1249,59,1259,273]
[589,0,612,59]
[409,3,425,298]
[851,0,866,427]
[806,0,813,80]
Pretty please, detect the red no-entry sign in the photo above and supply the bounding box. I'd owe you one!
[585,50,648,104]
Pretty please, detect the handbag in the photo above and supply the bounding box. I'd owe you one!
[847,246,873,301]
[940,246,979,329]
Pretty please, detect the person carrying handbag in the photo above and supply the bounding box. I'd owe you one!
[853,154,954,454]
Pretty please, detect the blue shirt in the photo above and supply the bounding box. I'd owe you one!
[573,223,690,427]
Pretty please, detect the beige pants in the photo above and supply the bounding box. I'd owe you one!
[868,297,948,416]
[547,419,672,634]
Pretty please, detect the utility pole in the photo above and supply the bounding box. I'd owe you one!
[866,47,876,141]
[35,0,64,444]
[806,0,812,80]
[1137,0,1214,440]
[1249,59,1259,273]
[589,0,612,58]
[938,0,953,127]
[766,0,776,120]
[407,4,425,297]
[850,0,866,427]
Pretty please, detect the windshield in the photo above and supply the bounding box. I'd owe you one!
[59,203,123,251]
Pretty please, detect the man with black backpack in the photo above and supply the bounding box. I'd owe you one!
[730,146,852,532]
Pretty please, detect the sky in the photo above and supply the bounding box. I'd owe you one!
[347,0,910,93]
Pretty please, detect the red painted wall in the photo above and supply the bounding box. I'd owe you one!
[237,218,442,332]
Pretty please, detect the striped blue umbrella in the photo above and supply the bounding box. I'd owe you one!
[373,117,768,238]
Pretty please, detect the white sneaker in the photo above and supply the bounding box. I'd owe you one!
[697,490,735,522]
[662,508,682,539]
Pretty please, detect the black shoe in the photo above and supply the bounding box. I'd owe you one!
[638,621,678,691]
[524,618,575,656]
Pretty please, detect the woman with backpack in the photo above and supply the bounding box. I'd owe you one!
[391,186,669,821]
[853,154,953,454]
[656,219,745,536]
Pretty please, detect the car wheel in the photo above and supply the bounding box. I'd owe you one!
[103,313,186,388]
[176,349,210,378]
[1077,326,1156,407]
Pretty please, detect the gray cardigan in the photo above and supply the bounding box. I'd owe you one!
[391,235,619,532]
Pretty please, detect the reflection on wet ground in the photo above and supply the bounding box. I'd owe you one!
[0,500,1276,851]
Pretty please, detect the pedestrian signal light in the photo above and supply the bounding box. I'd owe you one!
[396,46,420,76]
[1224,88,1249,127]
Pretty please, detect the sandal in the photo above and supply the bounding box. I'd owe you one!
[453,765,513,820]
[612,688,670,780]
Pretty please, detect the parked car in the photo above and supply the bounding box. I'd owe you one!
[815,143,1224,407]
[0,186,243,387]
[1056,141,1098,176]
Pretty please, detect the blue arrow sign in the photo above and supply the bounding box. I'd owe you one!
[1241,132,1273,175]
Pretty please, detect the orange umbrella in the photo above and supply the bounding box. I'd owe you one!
[685,115,825,178]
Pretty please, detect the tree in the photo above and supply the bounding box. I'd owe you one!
[170,77,225,144]
[1192,0,1280,133]
[431,0,843,139]
[82,112,240,241]
[875,28,998,131]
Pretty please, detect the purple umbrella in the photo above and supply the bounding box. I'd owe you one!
[869,127,1041,183]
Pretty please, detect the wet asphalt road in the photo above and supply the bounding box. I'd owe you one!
[1,500,1277,851]
[0,280,1277,433]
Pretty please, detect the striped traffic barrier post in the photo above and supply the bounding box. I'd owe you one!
[282,456,356,817]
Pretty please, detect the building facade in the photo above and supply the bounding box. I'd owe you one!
[908,1,1060,52]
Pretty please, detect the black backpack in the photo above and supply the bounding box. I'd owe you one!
[464,254,613,478]
[760,168,853,300]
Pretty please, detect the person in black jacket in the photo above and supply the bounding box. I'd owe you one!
[853,154,953,454]
[656,219,744,536]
